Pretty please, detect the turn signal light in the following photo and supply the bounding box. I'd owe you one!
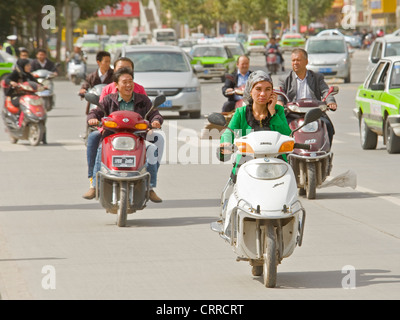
[236,142,254,154]
[134,123,148,130]
[279,141,294,153]
[103,120,118,128]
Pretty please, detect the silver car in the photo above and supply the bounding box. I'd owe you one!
[118,45,202,118]
[305,35,352,83]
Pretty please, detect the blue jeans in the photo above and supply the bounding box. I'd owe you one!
[91,131,165,189]
[86,130,101,178]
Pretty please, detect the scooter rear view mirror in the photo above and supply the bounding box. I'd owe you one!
[85,93,100,106]
[208,112,227,127]
[144,94,166,120]
[153,94,166,109]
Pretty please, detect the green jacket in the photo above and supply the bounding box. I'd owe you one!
[220,104,291,173]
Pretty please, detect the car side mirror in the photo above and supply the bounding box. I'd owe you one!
[371,83,385,91]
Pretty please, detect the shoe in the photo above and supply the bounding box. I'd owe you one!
[149,190,162,203]
[83,187,96,200]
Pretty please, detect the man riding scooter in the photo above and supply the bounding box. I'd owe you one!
[221,55,252,113]
[277,48,337,145]
[85,67,164,203]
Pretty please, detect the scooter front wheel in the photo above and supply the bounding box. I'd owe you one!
[263,223,277,288]
[28,123,44,146]
[306,162,317,199]
[117,181,128,227]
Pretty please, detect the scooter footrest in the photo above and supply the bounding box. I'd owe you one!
[210,221,223,233]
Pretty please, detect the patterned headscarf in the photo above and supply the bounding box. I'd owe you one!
[243,70,273,105]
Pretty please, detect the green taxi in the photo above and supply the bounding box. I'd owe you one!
[190,44,236,82]
[279,33,305,53]
[354,56,400,153]
[244,33,269,55]
[0,51,16,80]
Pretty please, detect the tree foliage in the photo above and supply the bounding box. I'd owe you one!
[161,0,335,34]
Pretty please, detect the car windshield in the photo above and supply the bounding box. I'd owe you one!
[192,46,227,58]
[307,39,346,54]
[384,42,400,57]
[125,51,190,72]
[156,32,175,41]
[390,62,400,89]
[226,45,243,55]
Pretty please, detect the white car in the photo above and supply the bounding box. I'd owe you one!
[305,35,352,83]
[117,45,202,118]
[367,35,400,73]
[316,29,361,48]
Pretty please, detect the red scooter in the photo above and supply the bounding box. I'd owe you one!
[85,93,165,227]
[1,81,47,146]
[282,86,339,199]
[265,48,279,75]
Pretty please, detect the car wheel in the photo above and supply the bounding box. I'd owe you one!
[385,119,400,154]
[359,114,377,150]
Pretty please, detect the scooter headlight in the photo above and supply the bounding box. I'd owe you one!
[301,121,318,133]
[112,137,135,150]
[244,163,288,180]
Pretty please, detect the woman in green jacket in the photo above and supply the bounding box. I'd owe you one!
[219,70,291,175]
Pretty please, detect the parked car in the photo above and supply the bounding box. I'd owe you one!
[244,33,269,55]
[305,35,352,83]
[222,42,246,61]
[116,45,202,118]
[367,35,400,73]
[0,51,16,80]
[279,33,305,53]
[354,56,400,153]
[190,44,236,82]
[316,29,362,48]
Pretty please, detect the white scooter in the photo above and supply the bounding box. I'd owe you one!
[208,108,322,288]
[67,57,86,85]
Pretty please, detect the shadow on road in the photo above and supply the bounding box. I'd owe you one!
[255,269,400,289]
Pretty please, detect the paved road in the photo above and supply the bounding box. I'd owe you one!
[0,49,399,300]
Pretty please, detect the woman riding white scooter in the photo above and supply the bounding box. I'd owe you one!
[219,70,291,178]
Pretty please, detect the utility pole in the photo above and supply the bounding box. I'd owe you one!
[295,0,299,33]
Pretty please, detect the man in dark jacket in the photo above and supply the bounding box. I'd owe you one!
[79,51,114,114]
[221,55,252,112]
[84,67,164,203]
[277,48,337,144]
[30,48,58,75]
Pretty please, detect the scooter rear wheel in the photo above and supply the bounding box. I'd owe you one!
[263,223,277,288]
[117,181,128,227]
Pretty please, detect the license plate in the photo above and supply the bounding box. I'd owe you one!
[319,68,332,73]
[204,69,209,74]
[158,100,173,108]
[112,156,136,168]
